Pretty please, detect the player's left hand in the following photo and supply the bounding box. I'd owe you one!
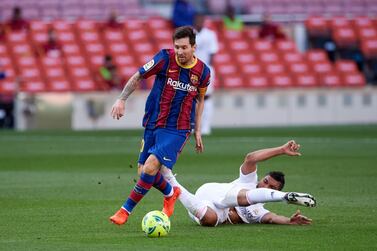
[282,140,301,156]
[194,131,204,153]
[289,209,312,225]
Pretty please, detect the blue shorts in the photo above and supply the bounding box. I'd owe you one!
[138,128,191,169]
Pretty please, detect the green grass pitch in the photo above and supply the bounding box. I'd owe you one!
[1,125,377,250]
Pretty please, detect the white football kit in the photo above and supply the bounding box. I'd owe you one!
[195,27,218,68]
[195,27,218,135]
[189,168,270,226]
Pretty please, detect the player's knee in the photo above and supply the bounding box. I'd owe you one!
[200,209,218,227]
[137,164,143,176]
[142,155,161,175]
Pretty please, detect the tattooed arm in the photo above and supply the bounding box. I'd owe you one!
[111,71,143,120]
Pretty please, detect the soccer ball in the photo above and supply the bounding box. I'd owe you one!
[141,210,170,238]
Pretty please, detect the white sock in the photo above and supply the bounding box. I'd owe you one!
[160,166,177,186]
[160,167,207,220]
[179,186,208,220]
[246,188,286,204]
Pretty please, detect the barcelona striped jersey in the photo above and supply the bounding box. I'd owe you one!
[138,49,211,130]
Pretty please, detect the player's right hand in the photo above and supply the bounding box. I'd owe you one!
[194,131,204,153]
[289,209,312,225]
[111,99,126,120]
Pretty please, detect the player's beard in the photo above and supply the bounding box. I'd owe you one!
[177,55,188,64]
[178,53,193,66]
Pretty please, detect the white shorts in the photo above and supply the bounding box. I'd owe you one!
[189,167,258,226]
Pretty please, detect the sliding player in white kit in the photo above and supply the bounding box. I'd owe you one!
[162,140,316,226]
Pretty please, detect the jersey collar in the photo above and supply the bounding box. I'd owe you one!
[175,55,198,69]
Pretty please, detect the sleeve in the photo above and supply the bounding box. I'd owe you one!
[254,205,270,223]
[235,204,270,224]
[198,66,211,89]
[138,49,166,79]
[238,166,258,184]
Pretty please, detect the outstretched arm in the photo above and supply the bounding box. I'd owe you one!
[111,71,142,120]
[261,210,312,225]
[241,140,301,175]
[194,88,207,153]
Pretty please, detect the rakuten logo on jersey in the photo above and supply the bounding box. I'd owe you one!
[167,78,197,92]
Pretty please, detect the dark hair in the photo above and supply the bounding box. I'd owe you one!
[267,171,285,190]
[172,26,196,46]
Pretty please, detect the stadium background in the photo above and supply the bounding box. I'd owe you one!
[0,1,377,250]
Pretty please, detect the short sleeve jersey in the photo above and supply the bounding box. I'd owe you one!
[138,49,211,130]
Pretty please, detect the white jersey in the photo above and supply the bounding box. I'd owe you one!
[195,27,218,66]
[192,168,270,225]
[195,27,218,96]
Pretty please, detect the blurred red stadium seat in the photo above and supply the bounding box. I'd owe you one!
[351,17,374,29]
[102,30,124,43]
[361,39,377,58]
[235,53,256,64]
[74,20,98,32]
[72,77,98,91]
[240,62,263,75]
[244,74,270,89]
[333,27,358,47]
[342,72,366,87]
[62,44,82,56]
[52,21,74,33]
[311,61,333,76]
[306,49,329,62]
[320,72,343,87]
[229,41,250,52]
[264,63,286,74]
[252,40,273,52]
[294,73,319,88]
[275,40,297,52]
[216,64,238,75]
[357,27,377,40]
[0,79,17,94]
[222,75,244,89]
[281,51,304,63]
[305,16,329,35]
[270,74,294,88]
[258,51,280,63]
[47,78,72,92]
[335,60,359,73]
[330,17,352,30]
[289,62,310,74]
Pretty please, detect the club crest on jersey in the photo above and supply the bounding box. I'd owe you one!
[143,59,154,71]
[190,74,199,84]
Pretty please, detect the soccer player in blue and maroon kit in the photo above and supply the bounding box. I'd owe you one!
[110,26,211,225]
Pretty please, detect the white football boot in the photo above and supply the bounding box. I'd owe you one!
[285,192,317,207]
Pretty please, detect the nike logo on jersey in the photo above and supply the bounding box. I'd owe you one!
[168,69,178,73]
[163,157,172,161]
[167,78,197,92]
